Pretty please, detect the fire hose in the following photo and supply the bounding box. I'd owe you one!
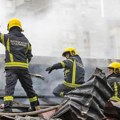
[0,105,60,116]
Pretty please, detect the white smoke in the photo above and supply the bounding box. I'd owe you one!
[0,0,120,59]
[0,0,9,53]
[21,0,80,57]
[0,0,87,57]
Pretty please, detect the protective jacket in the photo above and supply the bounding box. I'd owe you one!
[107,73,120,101]
[52,55,85,88]
[0,27,39,112]
[0,28,32,69]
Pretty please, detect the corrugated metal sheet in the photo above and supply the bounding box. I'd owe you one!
[52,68,113,120]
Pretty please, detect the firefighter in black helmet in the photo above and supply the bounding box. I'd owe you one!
[0,18,40,112]
[46,47,85,97]
[107,62,120,102]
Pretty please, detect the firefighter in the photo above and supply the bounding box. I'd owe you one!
[0,18,40,112]
[107,62,120,102]
[46,47,85,97]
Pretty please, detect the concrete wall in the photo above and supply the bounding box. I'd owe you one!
[0,54,117,97]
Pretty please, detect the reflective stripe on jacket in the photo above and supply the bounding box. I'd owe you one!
[107,75,120,102]
[0,29,33,69]
[110,81,120,101]
[61,55,85,88]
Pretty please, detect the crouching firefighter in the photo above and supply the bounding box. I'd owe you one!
[46,47,85,97]
[107,62,120,102]
[0,18,40,112]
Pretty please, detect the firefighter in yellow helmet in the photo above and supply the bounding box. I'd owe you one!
[107,62,120,102]
[0,18,40,112]
[46,47,85,97]
[7,18,24,31]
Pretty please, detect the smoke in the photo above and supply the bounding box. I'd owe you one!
[0,0,9,53]
[21,0,80,57]
[0,0,88,57]
[0,0,120,58]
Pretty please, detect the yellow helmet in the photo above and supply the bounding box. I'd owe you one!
[108,62,120,69]
[108,62,120,73]
[62,47,78,57]
[7,18,24,31]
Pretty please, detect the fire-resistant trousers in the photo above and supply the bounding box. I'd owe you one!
[4,69,39,111]
[53,83,74,97]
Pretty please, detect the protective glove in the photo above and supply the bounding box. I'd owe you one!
[46,63,62,74]
[46,66,54,73]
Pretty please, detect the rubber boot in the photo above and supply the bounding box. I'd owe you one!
[30,99,44,118]
[35,105,40,110]
[29,105,41,111]
[30,99,40,111]
[4,101,12,112]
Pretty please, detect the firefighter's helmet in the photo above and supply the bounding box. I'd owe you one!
[7,18,24,31]
[62,47,77,57]
[108,62,120,74]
